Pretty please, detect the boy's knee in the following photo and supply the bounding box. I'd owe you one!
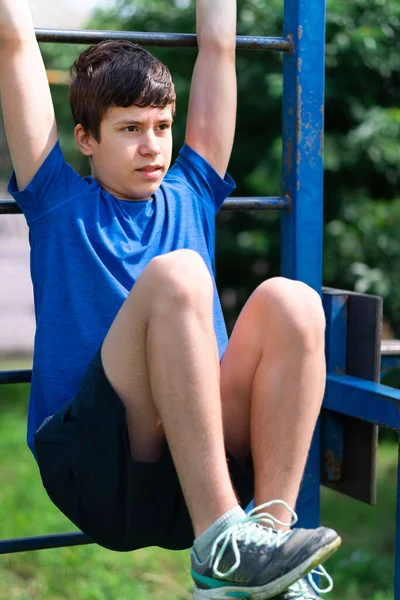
[145,250,214,313]
[256,277,325,351]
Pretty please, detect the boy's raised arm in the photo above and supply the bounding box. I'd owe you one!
[185,0,237,179]
[0,0,57,191]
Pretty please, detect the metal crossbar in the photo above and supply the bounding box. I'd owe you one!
[35,28,293,52]
[0,197,291,215]
[0,533,92,555]
[0,370,31,384]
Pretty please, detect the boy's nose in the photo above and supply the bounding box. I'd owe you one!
[140,133,161,156]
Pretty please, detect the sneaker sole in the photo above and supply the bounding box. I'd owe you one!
[193,535,342,600]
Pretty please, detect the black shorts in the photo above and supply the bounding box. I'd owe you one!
[34,347,254,553]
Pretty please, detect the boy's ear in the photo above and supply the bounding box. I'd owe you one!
[74,124,94,157]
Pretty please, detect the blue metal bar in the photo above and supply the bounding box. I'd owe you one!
[324,374,400,430]
[0,532,92,554]
[396,443,400,600]
[382,356,400,369]
[281,0,326,289]
[281,0,326,529]
[381,355,400,380]
[324,294,347,374]
[322,293,347,484]
[0,197,290,215]
[0,370,32,384]
[34,28,294,52]
[295,427,321,529]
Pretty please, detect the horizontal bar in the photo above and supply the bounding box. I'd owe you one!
[325,373,400,430]
[0,370,31,384]
[0,532,93,554]
[222,196,291,211]
[0,197,291,215]
[381,356,400,369]
[381,340,400,356]
[35,28,293,52]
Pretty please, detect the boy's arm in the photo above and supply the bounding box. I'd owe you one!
[185,0,237,179]
[0,0,58,191]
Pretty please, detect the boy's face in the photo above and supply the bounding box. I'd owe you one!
[82,104,174,201]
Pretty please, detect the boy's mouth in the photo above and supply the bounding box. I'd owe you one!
[137,164,162,172]
[137,165,163,179]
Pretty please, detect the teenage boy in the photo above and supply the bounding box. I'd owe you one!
[0,0,340,598]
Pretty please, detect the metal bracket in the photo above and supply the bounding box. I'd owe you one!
[321,287,382,505]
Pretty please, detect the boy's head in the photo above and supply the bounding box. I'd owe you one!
[69,40,176,201]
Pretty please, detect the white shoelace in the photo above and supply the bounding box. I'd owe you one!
[286,566,334,598]
[210,500,297,578]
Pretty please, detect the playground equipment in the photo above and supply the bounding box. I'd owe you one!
[1,0,400,597]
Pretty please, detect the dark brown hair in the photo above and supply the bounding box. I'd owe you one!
[69,40,176,141]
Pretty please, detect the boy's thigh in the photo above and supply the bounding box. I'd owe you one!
[101,270,164,462]
[34,346,255,552]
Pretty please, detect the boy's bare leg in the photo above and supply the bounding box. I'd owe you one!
[102,254,340,598]
[220,277,327,525]
[101,249,238,537]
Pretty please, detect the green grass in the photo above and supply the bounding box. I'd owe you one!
[0,380,397,599]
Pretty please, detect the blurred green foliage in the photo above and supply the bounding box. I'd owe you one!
[39,0,400,333]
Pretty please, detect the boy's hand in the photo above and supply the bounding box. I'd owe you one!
[185,0,237,178]
[0,0,57,191]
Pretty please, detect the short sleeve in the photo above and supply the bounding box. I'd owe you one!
[8,141,84,226]
[169,143,236,214]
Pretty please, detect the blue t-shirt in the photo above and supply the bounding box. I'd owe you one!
[8,141,235,456]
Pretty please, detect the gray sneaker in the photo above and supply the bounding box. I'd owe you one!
[273,565,334,599]
[191,501,341,600]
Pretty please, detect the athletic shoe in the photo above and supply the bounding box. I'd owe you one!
[191,500,341,600]
[273,565,334,599]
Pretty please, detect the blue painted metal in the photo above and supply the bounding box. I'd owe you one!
[0,370,31,385]
[295,427,321,529]
[324,374,400,430]
[381,356,400,369]
[323,294,347,374]
[322,294,347,483]
[281,0,326,290]
[281,0,326,529]
[0,197,291,216]
[34,28,294,52]
[381,355,400,380]
[0,532,92,555]
[396,444,400,600]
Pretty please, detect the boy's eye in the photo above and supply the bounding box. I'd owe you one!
[124,126,138,132]
[157,123,170,131]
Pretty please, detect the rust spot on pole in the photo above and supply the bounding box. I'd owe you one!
[297,57,302,72]
[324,450,343,482]
[320,130,325,157]
[296,80,302,144]
[284,137,293,177]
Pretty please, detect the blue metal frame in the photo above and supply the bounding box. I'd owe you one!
[280,0,400,596]
[281,0,326,289]
[321,294,346,487]
[281,0,327,529]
